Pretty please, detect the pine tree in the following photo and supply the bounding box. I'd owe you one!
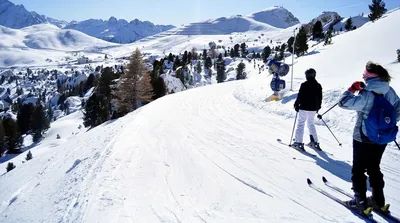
[196,61,202,74]
[0,120,4,156]
[278,44,286,61]
[85,74,96,91]
[240,43,247,57]
[113,49,154,116]
[262,46,272,62]
[397,49,400,62]
[324,28,333,45]
[168,53,174,62]
[312,21,324,40]
[153,77,167,99]
[295,26,309,57]
[345,17,353,31]
[176,67,185,85]
[17,103,35,135]
[97,67,114,122]
[230,48,235,58]
[137,70,154,104]
[31,102,48,143]
[3,117,22,153]
[6,162,16,172]
[98,67,114,98]
[216,54,226,83]
[234,44,240,57]
[26,150,33,161]
[182,51,188,65]
[236,62,246,80]
[368,0,387,22]
[173,57,182,71]
[205,57,212,69]
[202,49,207,60]
[224,50,228,57]
[83,93,101,128]
[187,51,193,63]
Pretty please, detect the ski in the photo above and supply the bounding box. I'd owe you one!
[307,178,377,223]
[322,176,400,223]
[276,139,317,157]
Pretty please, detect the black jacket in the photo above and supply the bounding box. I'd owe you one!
[294,78,322,111]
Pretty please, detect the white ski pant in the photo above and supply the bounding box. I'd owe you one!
[295,110,318,143]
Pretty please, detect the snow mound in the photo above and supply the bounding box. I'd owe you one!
[333,16,370,31]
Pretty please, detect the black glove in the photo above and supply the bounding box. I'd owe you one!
[294,105,300,112]
[317,114,322,119]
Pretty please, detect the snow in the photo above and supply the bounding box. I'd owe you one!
[0,7,400,223]
[247,6,300,28]
[333,16,370,31]
[64,96,82,113]
[0,24,116,67]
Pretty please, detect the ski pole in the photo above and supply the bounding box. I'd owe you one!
[318,103,338,119]
[320,117,342,146]
[289,111,298,146]
[395,141,400,150]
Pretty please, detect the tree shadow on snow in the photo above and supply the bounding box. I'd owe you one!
[303,50,320,57]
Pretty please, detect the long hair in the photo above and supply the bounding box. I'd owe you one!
[366,61,391,82]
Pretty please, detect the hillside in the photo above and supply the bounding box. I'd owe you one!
[0,24,117,67]
[0,8,399,223]
[170,6,299,36]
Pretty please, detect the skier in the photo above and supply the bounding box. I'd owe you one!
[338,61,400,214]
[292,68,323,151]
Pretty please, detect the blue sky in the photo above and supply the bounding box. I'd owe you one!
[10,0,400,26]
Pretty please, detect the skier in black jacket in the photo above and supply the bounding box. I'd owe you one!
[292,68,323,151]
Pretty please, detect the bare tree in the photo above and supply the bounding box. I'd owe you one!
[113,48,154,115]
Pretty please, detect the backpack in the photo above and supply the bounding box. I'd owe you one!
[364,92,398,144]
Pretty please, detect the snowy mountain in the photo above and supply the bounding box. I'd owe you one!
[0,0,174,43]
[0,24,117,67]
[171,6,299,35]
[0,0,48,28]
[305,11,343,32]
[247,6,300,28]
[0,7,400,223]
[64,17,175,44]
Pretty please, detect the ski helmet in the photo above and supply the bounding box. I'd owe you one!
[305,68,316,79]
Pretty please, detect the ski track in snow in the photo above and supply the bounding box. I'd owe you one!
[1,9,400,223]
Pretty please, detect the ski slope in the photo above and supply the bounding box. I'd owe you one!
[1,8,400,223]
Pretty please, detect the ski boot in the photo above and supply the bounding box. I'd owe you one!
[306,141,322,151]
[367,196,390,215]
[344,193,373,217]
[307,135,322,151]
[290,142,305,151]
